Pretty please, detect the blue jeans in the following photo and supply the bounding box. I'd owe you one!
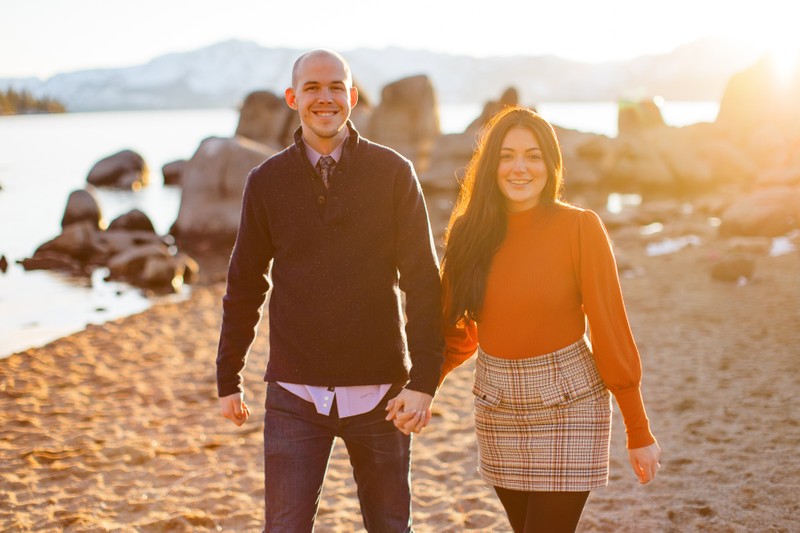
[263,382,413,532]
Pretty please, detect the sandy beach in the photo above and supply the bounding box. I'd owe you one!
[1,228,799,532]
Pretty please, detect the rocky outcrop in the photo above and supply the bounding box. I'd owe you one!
[718,187,800,237]
[106,208,156,233]
[61,189,102,229]
[86,149,149,190]
[617,98,666,136]
[235,90,299,149]
[366,75,440,173]
[23,209,198,293]
[169,136,276,252]
[162,159,187,186]
[465,87,519,134]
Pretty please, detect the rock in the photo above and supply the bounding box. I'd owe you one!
[711,254,756,282]
[235,90,299,149]
[34,220,97,261]
[606,136,675,190]
[419,132,477,191]
[755,164,800,187]
[718,186,800,237]
[169,136,276,251]
[174,252,200,284]
[465,87,519,135]
[61,189,102,229]
[86,149,149,190]
[138,255,182,289]
[557,127,610,189]
[19,252,83,274]
[716,55,800,150]
[618,98,666,136]
[716,56,778,138]
[106,243,171,281]
[162,160,187,186]
[0,255,7,273]
[693,138,759,187]
[107,209,156,233]
[90,230,165,264]
[367,75,441,173]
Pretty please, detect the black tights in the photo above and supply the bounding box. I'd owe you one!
[494,486,590,533]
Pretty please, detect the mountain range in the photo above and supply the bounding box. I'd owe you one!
[0,38,764,112]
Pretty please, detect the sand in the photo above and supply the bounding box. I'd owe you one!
[1,233,799,532]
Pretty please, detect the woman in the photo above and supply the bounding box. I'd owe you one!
[438,106,660,532]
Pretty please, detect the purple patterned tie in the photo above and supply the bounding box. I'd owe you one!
[316,156,335,188]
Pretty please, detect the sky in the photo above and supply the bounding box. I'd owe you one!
[1,0,797,79]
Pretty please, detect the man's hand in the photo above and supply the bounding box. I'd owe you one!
[385,389,433,435]
[220,392,251,426]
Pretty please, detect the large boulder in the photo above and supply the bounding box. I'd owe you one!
[718,186,800,237]
[34,220,97,261]
[419,132,477,191]
[86,149,149,190]
[162,159,187,186]
[90,230,166,264]
[106,209,156,233]
[605,135,675,191]
[235,90,299,150]
[465,87,520,135]
[617,98,666,137]
[716,55,800,154]
[169,136,276,251]
[557,127,608,190]
[61,189,102,229]
[367,75,440,173]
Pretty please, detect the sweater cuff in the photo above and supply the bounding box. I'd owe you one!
[217,379,244,398]
[407,363,443,396]
[613,386,656,449]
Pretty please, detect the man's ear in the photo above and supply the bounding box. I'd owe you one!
[349,86,358,108]
[285,87,297,109]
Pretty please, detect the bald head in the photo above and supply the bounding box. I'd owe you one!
[291,49,353,88]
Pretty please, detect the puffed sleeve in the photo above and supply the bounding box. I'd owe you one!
[438,274,479,388]
[577,210,655,449]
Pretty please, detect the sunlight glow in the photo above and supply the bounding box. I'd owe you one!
[768,45,800,86]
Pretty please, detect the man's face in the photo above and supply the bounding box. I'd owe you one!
[285,52,358,149]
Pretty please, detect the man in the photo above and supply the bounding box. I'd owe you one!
[216,49,444,532]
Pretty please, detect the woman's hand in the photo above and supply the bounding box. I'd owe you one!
[628,441,661,484]
[385,389,433,435]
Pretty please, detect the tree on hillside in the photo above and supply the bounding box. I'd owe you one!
[0,88,66,115]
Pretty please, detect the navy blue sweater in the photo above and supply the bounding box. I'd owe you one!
[216,123,444,397]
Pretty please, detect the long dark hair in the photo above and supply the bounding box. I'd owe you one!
[442,106,564,324]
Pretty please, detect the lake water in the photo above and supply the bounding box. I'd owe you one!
[0,101,719,357]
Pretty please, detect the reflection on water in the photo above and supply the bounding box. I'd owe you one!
[0,263,189,357]
[646,236,702,256]
[606,192,642,214]
[770,233,798,257]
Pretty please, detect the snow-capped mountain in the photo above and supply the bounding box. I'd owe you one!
[1,38,763,111]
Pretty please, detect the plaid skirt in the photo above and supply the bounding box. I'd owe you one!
[473,337,611,492]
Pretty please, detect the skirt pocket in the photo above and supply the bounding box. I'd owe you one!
[472,379,502,409]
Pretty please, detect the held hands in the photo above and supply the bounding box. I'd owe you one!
[220,392,251,427]
[629,441,661,484]
[385,389,434,435]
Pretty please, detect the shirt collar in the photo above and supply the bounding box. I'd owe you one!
[304,132,347,168]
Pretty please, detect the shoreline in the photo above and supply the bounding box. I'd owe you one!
[1,240,798,531]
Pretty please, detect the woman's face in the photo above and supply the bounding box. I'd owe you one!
[495,126,548,212]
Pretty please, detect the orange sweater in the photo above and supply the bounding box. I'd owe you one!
[441,203,655,449]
